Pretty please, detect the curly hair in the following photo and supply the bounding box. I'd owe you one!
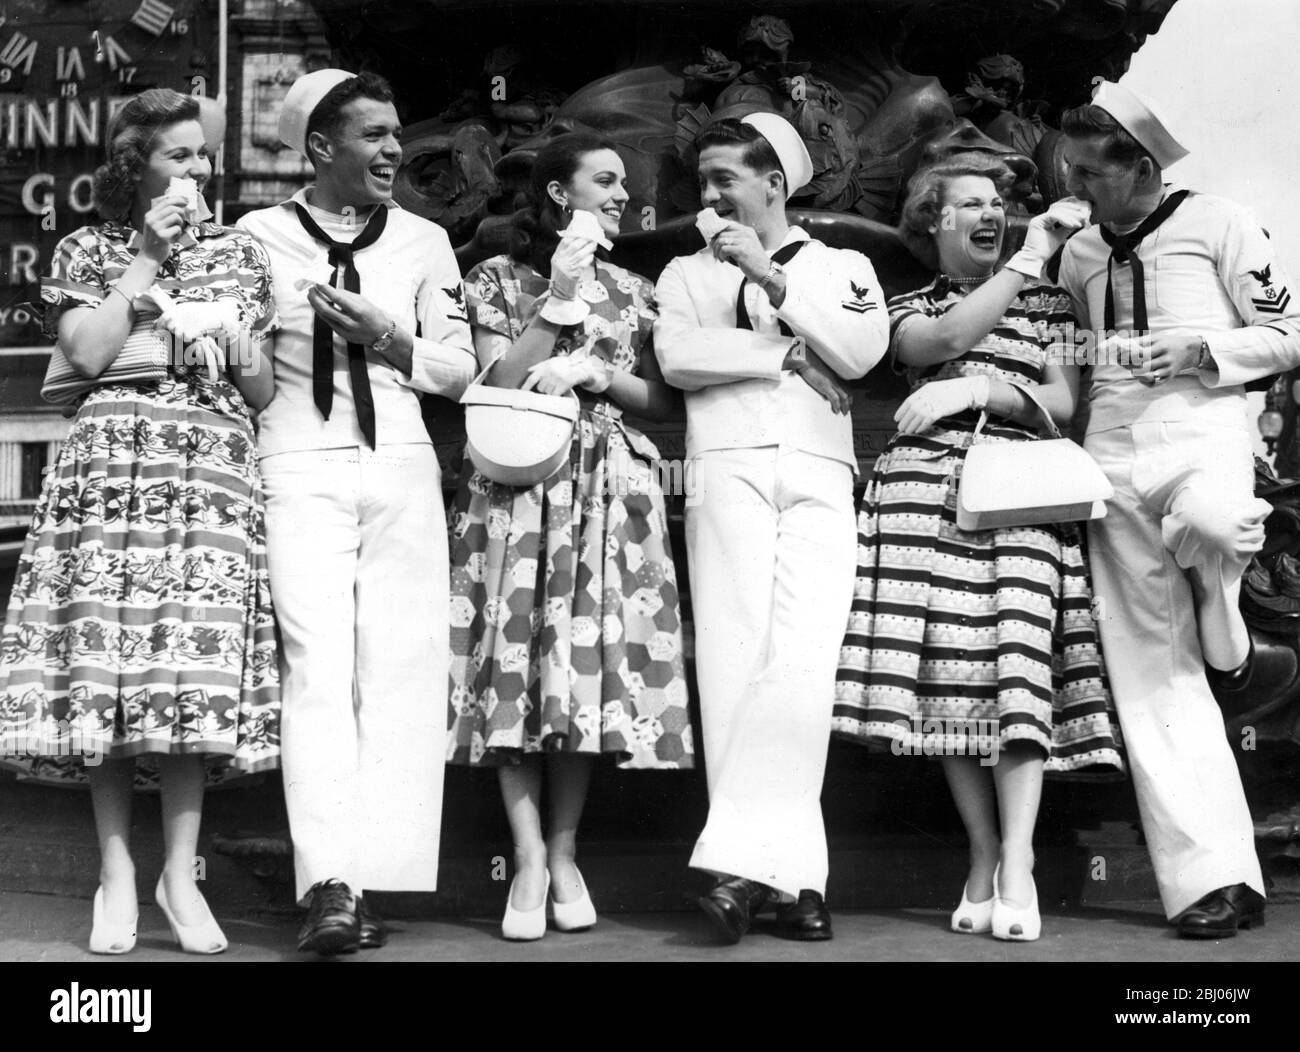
[508,132,620,277]
[898,153,1016,271]
[91,89,201,222]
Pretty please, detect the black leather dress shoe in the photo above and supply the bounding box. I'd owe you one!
[297,879,361,956]
[1176,883,1265,939]
[358,894,388,949]
[698,877,773,944]
[773,890,833,941]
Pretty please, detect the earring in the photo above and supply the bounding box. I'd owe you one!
[562,203,572,216]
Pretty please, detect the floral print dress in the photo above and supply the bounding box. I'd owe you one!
[446,255,694,769]
[0,222,281,786]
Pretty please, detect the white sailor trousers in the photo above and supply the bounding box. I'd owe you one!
[261,444,448,903]
[685,447,857,900]
[1085,421,1268,918]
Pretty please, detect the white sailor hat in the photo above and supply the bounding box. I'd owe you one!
[279,68,358,158]
[1090,80,1189,169]
[741,111,813,199]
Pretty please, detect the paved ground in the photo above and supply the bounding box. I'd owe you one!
[2,891,1296,962]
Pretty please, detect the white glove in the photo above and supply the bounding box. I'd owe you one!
[548,235,596,301]
[894,375,991,435]
[521,353,611,396]
[1005,197,1092,280]
[156,299,242,343]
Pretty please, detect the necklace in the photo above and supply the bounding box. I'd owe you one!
[940,273,993,288]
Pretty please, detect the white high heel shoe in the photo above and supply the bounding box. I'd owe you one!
[992,864,1041,942]
[155,875,228,954]
[502,871,549,941]
[550,867,598,933]
[951,881,995,934]
[89,886,138,955]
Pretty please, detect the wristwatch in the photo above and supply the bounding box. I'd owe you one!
[786,334,808,373]
[758,260,785,296]
[1195,335,1212,370]
[371,321,398,355]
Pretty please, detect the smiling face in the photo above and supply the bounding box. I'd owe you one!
[932,174,1005,278]
[311,96,402,208]
[550,148,629,239]
[697,143,782,231]
[133,119,211,213]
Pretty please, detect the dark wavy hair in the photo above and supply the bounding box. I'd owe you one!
[508,132,620,277]
[1060,103,1155,169]
[91,89,201,222]
[898,153,1016,271]
[304,71,396,169]
[695,118,785,191]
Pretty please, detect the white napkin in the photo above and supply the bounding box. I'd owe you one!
[561,208,614,251]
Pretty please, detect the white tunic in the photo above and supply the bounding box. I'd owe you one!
[654,227,889,897]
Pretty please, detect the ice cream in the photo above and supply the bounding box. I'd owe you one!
[166,176,214,225]
[1046,195,1093,230]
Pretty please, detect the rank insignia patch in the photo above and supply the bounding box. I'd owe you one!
[1249,263,1291,314]
[842,279,878,314]
[444,284,470,322]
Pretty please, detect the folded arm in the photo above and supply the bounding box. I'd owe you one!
[652,258,788,391]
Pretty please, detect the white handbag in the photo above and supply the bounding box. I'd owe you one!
[460,355,580,487]
[40,287,224,405]
[41,311,170,404]
[956,383,1113,531]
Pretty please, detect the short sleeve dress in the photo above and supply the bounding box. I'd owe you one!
[0,221,281,786]
[446,254,694,769]
[833,277,1124,776]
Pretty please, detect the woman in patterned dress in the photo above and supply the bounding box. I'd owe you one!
[447,133,692,940]
[0,90,280,953]
[834,156,1123,941]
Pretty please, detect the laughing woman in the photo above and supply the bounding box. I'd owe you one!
[834,156,1124,941]
[447,133,693,940]
[0,89,280,954]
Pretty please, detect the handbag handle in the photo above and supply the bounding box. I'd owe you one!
[467,346,587,404]
[972,381,1063,440]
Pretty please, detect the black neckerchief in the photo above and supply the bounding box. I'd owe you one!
[293,202,389,448]
[1098,189,1191,333]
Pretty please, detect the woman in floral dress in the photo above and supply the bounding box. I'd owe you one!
[0,90,280,953]
[447,133,692,940]
[834,156,1123,941]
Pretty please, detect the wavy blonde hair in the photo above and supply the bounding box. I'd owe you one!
[898,153,1016,271]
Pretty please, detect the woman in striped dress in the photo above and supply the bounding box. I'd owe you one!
[834,156,1123,941]
[0,90,280,954]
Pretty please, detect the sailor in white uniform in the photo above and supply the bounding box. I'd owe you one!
[654,112,889,942]
[1057,80,1300,937]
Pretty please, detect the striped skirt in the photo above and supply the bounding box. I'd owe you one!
[834,424,1124,776]
[0,377,280,787]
